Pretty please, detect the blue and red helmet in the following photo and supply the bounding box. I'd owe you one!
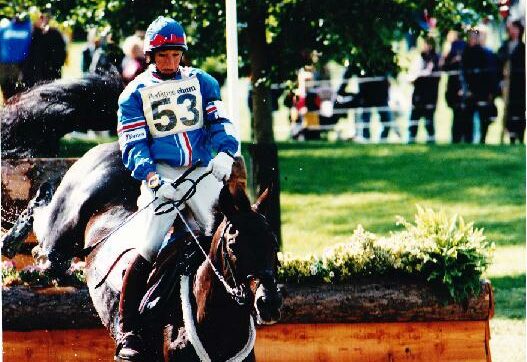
[144,16,187,54]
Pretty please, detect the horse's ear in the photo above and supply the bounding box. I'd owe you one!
[252,187,270,213]
[228,156,248,195]
[218,184,252,217]
[218,184,238,218]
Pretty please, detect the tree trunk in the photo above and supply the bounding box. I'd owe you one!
[247,1,282,244]
[248,143,281,244]
[2,280,493,330]
[279,279,494,323]
[2,286,100,330]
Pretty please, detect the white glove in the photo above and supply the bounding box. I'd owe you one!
[155,181,179,200]
[207,152,234,181]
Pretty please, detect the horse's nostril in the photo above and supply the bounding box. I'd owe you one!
[256,295,266,309]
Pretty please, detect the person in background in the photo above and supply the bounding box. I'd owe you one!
[89,28,124,75]
[355,68,392,143]
[475,28,499,144]
[407,36,440,144]
[0,14,32,100]
[462,29,498,144]
[21,8,66,89]
[442,30,470,143]
[287,49,331,140]
[121,34,147,85]
[498,20,526,144]
[81,28,99,73]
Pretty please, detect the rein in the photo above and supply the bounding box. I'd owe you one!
[173,206,249,306]
[77,163,202,259]
[89,164,212,289]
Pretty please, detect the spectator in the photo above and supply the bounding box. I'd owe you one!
[0,15,32,100]
[288,50,332,140]
[21,9,67,89]
[408,36,440,144]
[462,29,499,144]
[341,63,392,143]
[476,28,499,144]
[81,28,99,73]
[498,20,526,144]
[121,34,147,84]
[443,31,470,143]
[89,28,124,75]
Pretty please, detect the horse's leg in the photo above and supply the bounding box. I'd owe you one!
[32,143,139,276]
[1,181,55,258]
[142,325,166,362]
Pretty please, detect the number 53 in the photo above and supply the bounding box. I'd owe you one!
[151,94,199,132]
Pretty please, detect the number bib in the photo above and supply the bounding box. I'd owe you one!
[140,78,203,138]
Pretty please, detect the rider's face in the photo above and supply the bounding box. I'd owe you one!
[154,49,183,75]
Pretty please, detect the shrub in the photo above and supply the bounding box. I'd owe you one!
[278,206,494,302]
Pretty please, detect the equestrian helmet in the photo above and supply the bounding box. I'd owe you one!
[144,16,187,54]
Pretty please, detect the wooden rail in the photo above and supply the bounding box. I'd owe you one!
[3,321,491,362]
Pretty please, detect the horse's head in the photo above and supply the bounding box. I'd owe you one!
[212,184,282,325]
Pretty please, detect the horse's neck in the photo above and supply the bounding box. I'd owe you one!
[192,262,252,355]
[194,262,249,325]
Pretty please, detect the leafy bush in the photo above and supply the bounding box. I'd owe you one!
[1,260,21,287]
[278,207,494,302]
[1,260,86,288]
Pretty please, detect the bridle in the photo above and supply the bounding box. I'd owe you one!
[176,204,277,307]
[219,221,277,305]
[175,208,248,306]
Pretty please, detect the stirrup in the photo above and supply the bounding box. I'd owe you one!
[115,332,144,361]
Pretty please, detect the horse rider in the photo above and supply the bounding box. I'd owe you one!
[115,16,239,360]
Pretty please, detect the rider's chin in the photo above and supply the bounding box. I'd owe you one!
[159,69,176,76]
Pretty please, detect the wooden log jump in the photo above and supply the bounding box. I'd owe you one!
[3,321,491,362]
[3,280,493,361]
[2,280,493,331]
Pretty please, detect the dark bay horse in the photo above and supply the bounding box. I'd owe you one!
[25,142,282,361]
[1,72,123,158]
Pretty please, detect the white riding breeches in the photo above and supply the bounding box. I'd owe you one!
[135,163,223,262]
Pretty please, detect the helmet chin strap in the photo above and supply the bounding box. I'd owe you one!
[154,67,179,80]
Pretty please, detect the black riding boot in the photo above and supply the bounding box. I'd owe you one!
[116,253,152,361]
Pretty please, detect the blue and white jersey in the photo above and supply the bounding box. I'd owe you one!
[117,65,239,180]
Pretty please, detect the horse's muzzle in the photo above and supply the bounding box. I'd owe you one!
[32,245,70,277]
[254,283,283,325]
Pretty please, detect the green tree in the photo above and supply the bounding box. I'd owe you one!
[1,0,497,240]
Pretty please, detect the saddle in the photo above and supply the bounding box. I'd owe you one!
[138,221,211,324]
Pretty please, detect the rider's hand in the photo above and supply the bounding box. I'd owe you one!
[156,182,178,200]
[146,173,178,200]
[207,152,234,181]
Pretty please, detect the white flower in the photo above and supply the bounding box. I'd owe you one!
[310,265,318,275]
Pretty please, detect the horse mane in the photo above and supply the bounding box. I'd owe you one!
[195,166,251,323]
[194,219,224,323]
[1,71,124,158]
